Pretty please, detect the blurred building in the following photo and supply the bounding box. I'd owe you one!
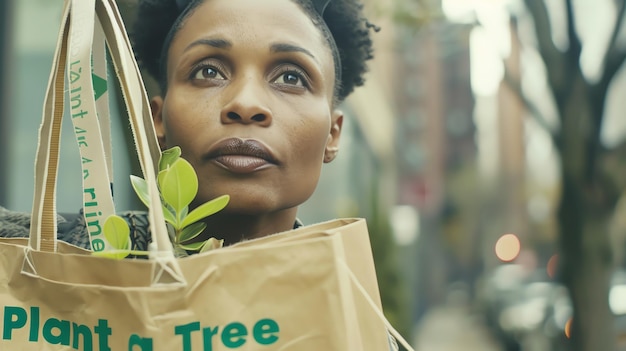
[391,2,477,323]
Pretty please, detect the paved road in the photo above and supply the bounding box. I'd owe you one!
[412,305,504,351]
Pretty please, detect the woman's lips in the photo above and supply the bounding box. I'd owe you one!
[212,155,272,173]
[206,138,278,174]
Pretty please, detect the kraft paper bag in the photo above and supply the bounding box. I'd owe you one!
[1,231,393,350]
[0,0,414,350]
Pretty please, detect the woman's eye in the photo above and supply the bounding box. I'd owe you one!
[192,66,225,80]
[274,72,305,87]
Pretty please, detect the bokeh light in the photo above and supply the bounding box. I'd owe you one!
[547,254,559,279]
[495,233,521,262]
[565,317,573,339]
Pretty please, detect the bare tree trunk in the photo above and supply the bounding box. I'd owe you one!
[557,75,616,351]
[558,177,615,351]
[514,2,626,349]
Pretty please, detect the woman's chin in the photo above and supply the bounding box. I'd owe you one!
[192,196,293,217]
[194,186,310,216]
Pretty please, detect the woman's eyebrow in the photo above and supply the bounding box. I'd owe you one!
[184,38,232,53]
[270,43,318,63]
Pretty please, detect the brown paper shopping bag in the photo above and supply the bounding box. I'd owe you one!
[0,0,414,350]
[2,230,397,350]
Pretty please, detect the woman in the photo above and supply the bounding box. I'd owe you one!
[1,0,378,249]
[134,1,398,349]
[130,0,379,246]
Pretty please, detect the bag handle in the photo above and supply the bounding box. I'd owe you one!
[66,0,117,251]
[28,0,71,252]
[93,14,115,189]
[95,0,163,177]
[29,0,183,285]
[344,261,415,351]
[95,0,181,266]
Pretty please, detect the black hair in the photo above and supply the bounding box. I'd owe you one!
[131,0,378,103]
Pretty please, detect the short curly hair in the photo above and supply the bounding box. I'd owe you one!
[131,0,378,103]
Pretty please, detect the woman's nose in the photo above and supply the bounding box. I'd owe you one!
[220,78,272,126]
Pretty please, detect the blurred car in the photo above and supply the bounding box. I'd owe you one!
[543,269,626,351]
[480,266,626,351]
[477,263,537,351]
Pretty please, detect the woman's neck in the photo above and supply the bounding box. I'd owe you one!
[198,208,299,246]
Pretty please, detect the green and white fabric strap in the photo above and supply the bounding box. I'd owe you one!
[93,14,114,196]
[67,0,116,251]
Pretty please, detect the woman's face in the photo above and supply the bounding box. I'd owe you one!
[151,0,343,214]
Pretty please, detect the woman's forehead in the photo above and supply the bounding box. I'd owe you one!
[172,0,329,56]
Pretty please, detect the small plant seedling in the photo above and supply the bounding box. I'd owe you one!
[96,146,229,259]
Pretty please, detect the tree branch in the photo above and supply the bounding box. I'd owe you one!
[607,0,626,55]
[564,0,583,62]
[523,0,567,96]
[598,0,626,97]
[587,0,626,178]
[502,66,559,145]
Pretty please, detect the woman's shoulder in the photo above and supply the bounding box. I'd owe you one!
[0,206,38,238]
[0,206,151,251]
[67,209,152,251]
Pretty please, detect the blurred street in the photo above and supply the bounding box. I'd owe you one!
[413,303,503,351]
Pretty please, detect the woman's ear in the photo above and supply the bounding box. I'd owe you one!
[150,96,166,149]
[324,109,344,163]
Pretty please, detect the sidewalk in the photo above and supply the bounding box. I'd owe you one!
[412,304,503,351]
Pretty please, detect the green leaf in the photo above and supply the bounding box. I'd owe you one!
[181,195,230,228]
[157,169,168,191]
[159,146,181,172]
[103,215,130,251]
[130,175,151,208]
[161,203,178,227]
[160,158,198,215]
[199,237,224,253]
[178,222,207,244]
[166,223,177,243]
[178,241,206,251]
